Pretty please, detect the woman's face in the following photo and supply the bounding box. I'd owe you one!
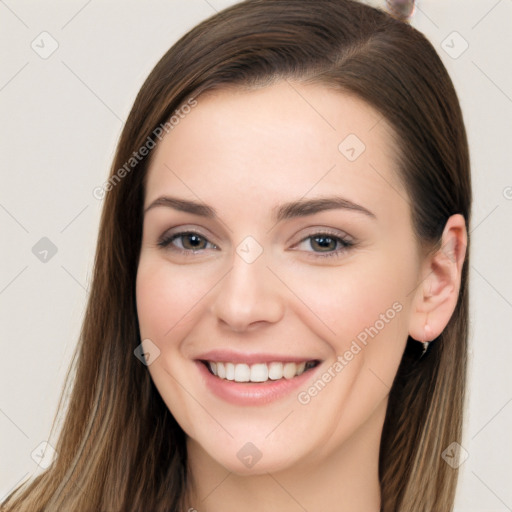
[136,81,423,474]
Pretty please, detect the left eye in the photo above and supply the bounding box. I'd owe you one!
[294,233,353,257]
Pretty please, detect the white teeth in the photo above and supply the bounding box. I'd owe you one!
[283,362,297,379]
[206,360,312,382]
[225,362,235,381]
[234,363,250,382]
[268,362,283,380]
[216,362,225,378]
[250,363,269,382]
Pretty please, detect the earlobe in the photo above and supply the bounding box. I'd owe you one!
[408,214,467,344]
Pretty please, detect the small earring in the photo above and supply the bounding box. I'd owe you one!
[420,323,433,359]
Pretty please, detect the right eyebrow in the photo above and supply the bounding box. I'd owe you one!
[144,196,217,217]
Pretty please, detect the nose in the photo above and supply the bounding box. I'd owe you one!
[210,250,285,333]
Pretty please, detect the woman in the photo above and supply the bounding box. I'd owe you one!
[2,0,471,510]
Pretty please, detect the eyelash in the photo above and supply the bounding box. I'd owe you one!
[157,230,354,259]
[292,230,354,259]
[157,230,218,256]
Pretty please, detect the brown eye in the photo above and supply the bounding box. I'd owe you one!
[180,233,208,250]
[158,231,217,252]
[293,231,355,260]
[310,235,338,252]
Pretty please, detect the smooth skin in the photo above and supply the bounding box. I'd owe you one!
[136,81,467,512]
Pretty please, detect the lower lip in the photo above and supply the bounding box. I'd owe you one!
[195,361,320,406]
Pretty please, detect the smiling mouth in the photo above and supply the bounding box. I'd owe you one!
[200,360,320,383]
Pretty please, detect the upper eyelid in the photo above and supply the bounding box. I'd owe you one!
[159,226,219,244]
[160,226,351,239]
[159,230,218,248]
[294,226,352,239]
[291,233,353,252]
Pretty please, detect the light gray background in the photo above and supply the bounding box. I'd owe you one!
[1,1,511,510]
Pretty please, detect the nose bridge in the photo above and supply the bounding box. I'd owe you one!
[210,242,284,331]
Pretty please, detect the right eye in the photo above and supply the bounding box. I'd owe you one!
[158,231,218,254]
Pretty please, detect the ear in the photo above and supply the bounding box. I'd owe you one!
[408,214,468,343]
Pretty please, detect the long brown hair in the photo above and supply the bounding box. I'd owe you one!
[2,1,471,510]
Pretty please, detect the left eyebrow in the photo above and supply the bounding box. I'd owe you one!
[272,196,376,222]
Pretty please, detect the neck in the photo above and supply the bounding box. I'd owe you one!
[184,399,386,512]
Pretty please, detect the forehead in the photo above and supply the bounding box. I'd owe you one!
[144,81,407,225]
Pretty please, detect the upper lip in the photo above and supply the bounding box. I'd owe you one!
[195,349,320,365]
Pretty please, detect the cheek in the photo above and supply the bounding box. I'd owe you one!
[135,256,212,341]
[279,256,414,442]
[277,254,413,348]
[276,249,417,417]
